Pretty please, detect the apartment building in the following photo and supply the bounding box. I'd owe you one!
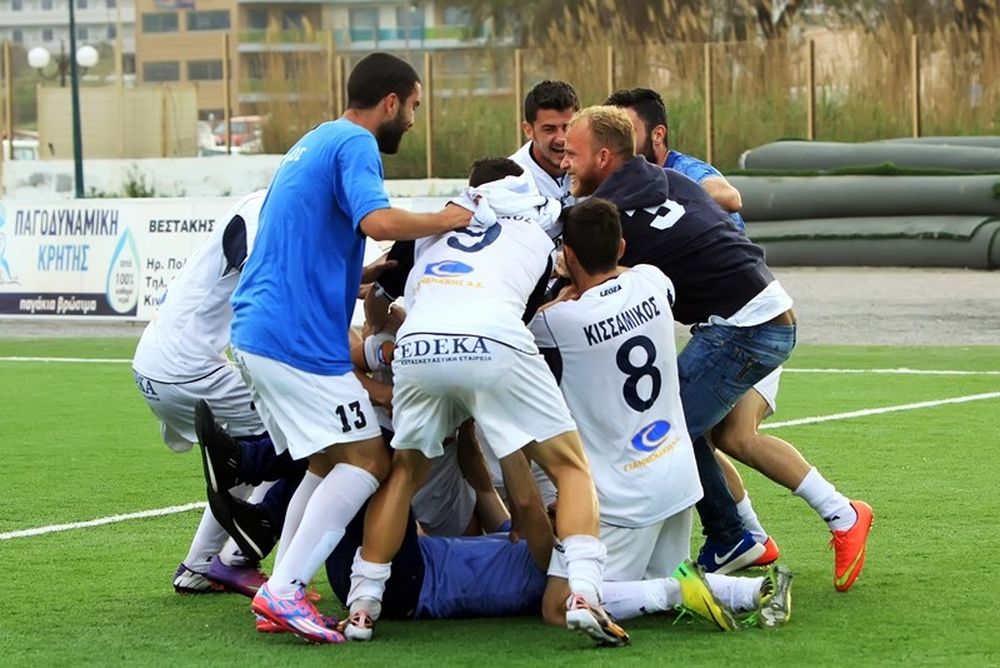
[0,0,135,69]
[130,0,508,119]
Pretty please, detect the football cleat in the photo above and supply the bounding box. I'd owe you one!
[173,562,225,594]
[754,565,794,629]
[565,594,630,647]
[753,536,781,567]
[831,500,874,592]
[205,483,277,561]
[251,582,345,644]
[257,612,339,634]
[205,555,268,598]
[697,530,767,574]
[673,560,741,632]
[195,399,241,493]
[341,610,376,642]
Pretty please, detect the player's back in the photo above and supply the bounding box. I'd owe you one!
[399,215,554,352]
[416,533,547,619]
[133,191,264,382]
[531,265,702,527]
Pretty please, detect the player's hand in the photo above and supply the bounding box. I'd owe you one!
[361,253,398,285]
[384,304,406,335]
[553,250,569,278]
[441,203,473,230]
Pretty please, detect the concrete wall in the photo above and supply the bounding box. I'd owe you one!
[1,155,467,200]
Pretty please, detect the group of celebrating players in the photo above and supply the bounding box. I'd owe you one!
[131,52,873,647]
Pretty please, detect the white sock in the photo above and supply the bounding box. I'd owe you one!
[346,548,391,620]
[217,539,252,568]
[268,464,379,596]
[247,481,275,504]
[704,573,765,613]
[793,467,857,532]
[601,578,679,620]
[274,471,323,569]
[183,506,229,572]
[562,534,606,605]
[736,495,769,543]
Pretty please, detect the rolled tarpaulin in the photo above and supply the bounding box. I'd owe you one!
[729,175,1000,221]
[877,136,1000,150]
[739,140,1000,171]
[747,216,1000,269]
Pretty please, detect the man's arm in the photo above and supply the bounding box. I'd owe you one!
[700,175,743,213]
[500,450,554,570]
[359,205,471,242]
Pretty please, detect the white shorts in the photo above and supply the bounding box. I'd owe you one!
[412,439,476,537]
[390,333,577,460]
[548,507,694,581]
[752,367,782,416]
[232,348,381,461]
[132,365,265,453]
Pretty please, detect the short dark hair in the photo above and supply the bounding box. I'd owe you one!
[468,157,524,187]
[524,80,580,124]
[563,198,622,274]
[347,53,420,110]
[605,88,669,136]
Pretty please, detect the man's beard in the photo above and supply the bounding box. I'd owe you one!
[376,111,408,154]
[639,134,657,164]
[570,170,600,197]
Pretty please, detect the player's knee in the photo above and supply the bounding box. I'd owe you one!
[712,422,756,460]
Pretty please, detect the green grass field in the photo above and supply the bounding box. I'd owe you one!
[3,337,999,666]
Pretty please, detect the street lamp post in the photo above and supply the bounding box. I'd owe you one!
[26,5,99,198]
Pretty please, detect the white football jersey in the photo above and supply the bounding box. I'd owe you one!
[133,191,266,382]
[530,265,702,527]
[510,141,575,206]
[398,217,554,353]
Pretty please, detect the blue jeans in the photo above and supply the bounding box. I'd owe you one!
[678,321,797,543]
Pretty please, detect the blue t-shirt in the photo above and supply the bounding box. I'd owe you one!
[665,150,746,231]
[416,533,547,619]
[231,119,390,375]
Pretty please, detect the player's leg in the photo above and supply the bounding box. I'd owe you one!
[712,380,872,591]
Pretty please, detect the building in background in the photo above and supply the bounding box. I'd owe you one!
[0,0,135,73]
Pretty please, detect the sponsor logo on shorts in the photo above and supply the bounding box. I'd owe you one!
[395,336,492,365]
[423,260,474,277]
[134,371,158,398]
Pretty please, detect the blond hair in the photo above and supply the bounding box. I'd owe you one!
[568,105,636,160]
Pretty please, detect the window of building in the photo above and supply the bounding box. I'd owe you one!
[41,0,53,9]
[282,10,305,31]
[187,10,230,31]
[144,61,180,82]
[395,6,424,39]
[76,0,87,9]
[12,0,22,11]
[349,7,378,41]
[106,0,115,7]
[107,25,116,39]
[442,5,470,25]
[142,12,179,33]
[247,9,267,30]
[11,29,23,43]
[188,59,222,81]
[122,53,135,75]
[42,28,54,41]
[77,26,88,40]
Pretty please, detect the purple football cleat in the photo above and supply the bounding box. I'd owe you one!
[205,555,268,598]
[173,562,225,594]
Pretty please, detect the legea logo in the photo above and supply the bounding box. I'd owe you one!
[423,260,474,277]
[630,420,671,452]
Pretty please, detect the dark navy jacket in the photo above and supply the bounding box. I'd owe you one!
[592,157,774,325]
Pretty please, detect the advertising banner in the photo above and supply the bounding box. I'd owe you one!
[0,197,237,319]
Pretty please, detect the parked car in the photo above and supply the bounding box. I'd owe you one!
[213,115,264,148]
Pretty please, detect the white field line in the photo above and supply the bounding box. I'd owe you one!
[0,502,207,541]
[1,356,1000,377]
[3,390,998,542]
[763,391,1000,430]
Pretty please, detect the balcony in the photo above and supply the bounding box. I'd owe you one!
[6,6,135,26]
[237,29,328,53]
[333,24,496,51]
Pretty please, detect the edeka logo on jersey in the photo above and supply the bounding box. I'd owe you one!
[631,420,671,452]
[424,260,474,277]
[394,335,492,366]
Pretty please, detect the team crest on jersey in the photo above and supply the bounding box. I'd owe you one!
[631,420,671,452]
[423,261,474,277]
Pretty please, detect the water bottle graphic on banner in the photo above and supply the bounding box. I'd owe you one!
[106,228,140,314]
